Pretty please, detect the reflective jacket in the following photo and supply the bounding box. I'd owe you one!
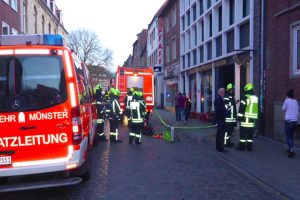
[238,94,258,128]
[106,96,122,120]
[130,96,146,124]
[224,93,237,123]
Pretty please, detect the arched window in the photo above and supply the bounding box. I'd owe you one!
[48,23,51,34]
[42,15,45,34]
[34,6,37,34]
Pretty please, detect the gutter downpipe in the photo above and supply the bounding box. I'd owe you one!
[260,0,266,135]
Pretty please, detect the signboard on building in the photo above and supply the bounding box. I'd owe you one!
[157,22,164,65]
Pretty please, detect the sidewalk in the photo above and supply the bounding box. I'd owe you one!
[152,109,300,200]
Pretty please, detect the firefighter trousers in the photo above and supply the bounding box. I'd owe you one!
[129,122,143,144]
[224,122,235,146]
[97,121,106,141]
[238,126,254,151]
[109,118,120,141]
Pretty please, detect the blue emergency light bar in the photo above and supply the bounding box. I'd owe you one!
[0,34,64,46]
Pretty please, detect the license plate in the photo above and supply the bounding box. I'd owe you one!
[0,156,12,166]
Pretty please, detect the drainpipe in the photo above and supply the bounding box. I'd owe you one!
[259,0,266,134]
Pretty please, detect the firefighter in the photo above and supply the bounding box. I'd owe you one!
[223,83,237,147]
[129,91,146,144]
[124,88,134,126]
[106,88,122,143]
[94,84,107,141]
[237,83,258,151]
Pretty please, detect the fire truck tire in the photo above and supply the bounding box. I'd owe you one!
[0,177,9,184]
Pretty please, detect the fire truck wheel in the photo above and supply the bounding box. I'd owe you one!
[0,177,9,184]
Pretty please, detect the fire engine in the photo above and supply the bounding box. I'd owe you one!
[0,34,97,191]
[114,66,154,125]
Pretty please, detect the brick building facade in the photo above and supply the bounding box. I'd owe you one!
[132,29,148,67]
[0,0,21,35]
[158,0,180,109]
[265,1,300,140]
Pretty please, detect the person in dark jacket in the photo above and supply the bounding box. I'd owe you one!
[214,88,227,152]
[94,84,107,141]
[184,93,191,123]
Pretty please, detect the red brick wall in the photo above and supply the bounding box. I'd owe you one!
[0,1,21,34]
[265,0,300,135]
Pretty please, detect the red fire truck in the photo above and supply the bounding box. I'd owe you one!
[114,66,154,124]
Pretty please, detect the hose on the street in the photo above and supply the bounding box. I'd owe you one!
[154,109,217,130]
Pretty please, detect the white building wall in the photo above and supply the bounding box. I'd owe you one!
[180,0,254,113]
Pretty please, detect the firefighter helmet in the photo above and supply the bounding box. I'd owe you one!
[115,89,120,96]
[130,88,135,93]
[226,83,234,91]
[244,83,254,92]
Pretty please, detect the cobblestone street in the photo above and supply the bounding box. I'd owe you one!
[0,115,285,200]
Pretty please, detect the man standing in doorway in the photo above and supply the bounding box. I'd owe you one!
[214,88,227,153]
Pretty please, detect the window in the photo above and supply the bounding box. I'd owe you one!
[229,0,235,25]
[172,8,176,27]
[22,2,28,33]
[182,55,186,69]
[209,13,212,37]
[11,28,18,35]
[42,16,45,34]
[207,41,212,60]
[292,24,300,74]
[192,4,197,21]
[2,22,9,35]
[165,16,169,33]
[48,23,51,34]
[216,36,222,57]
[240,22,250,48]
[181,16,185,31]
[166,42,170,63]
[243,0,250,18]
[199,0,204,15]
[172,37,176,60]
[34,6,37,34]
[50,0,54,12]
[207,0,211,9]
[187,53,191,67]
[227,30,234,53]
[218,6,222,32]
[199,46,204,63]
[194,26,197,46]
[201,20,204,42]
[11,0,18,11]
[0,55,67,112]
[193,49,197,65]
[2,0,9,4]
[187,11,190,26]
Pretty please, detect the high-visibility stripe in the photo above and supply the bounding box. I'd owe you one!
[224,132,228,144]
[238,113,243,117]
[240,140,246,142]
[240,122,255,127]
[247,140,253,142]
[130,133,136,137]
[241,100,246,105]
[97,119,104,123]
[98,133,105,136]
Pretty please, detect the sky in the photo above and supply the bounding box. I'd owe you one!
[56,0,165,71]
